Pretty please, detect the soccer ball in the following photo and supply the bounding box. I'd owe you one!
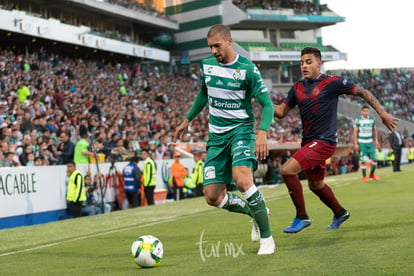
[131,235,163,268]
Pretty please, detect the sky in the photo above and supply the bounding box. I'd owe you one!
[320,0,413,70]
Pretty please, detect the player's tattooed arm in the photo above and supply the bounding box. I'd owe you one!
[353,86,384,115]
[353,86,399,131]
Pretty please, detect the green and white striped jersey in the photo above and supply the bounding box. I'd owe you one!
[354,115,375,144]
[200,54,269,134]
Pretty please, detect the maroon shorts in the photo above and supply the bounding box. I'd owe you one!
[292,140,336,181]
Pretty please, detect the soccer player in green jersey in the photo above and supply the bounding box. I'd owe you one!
[353,105,381,182]
[174,24,275,255]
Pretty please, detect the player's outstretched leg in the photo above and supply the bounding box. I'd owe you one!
[243,185,275,255]
[327,209,350,230]
[310,184,350,230]
[217,191,252,216]
[282,175,311,233]
[251,207,270,242]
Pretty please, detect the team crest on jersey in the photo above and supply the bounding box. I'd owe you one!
[233,69,241,80]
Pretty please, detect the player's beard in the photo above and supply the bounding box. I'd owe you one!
[214,54,223,63]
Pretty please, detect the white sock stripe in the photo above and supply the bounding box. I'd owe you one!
[242,185,258,199]
[217,193,228,208]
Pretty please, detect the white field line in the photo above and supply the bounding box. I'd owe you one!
[0,216,184,257]
[0,174,358,257]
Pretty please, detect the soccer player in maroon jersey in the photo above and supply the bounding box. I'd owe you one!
[274,47,398,233]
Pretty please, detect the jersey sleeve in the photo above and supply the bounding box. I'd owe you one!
[248,63,274,131]
[353,117,359,127]
[256,92,274,131]
[249,64,269,96]
[284,84,298,108]
[330,76,357,96]
[185,86,208,122]
[185,63,208,122]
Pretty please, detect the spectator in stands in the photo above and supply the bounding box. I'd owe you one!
[105,133,119,157]
[19,144,33,166]
[273,47,398,234]
[9,128,21,145]
[56,131,75,165]
[154,143,165,160]
[53,89,65,110]
[26,152,35,166]
[90,138,106,161]
[165,143,175,159]
[40,146,58,165]
[3,151,19,167]
[34,156,44,166]
[17,83,30,104]
[66,160,86,218]
[0,149,5,166]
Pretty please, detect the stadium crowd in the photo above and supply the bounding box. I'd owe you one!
[232,0,326,15]
[0,45,413,168]
[106,0,167,17]
[332,68,414,122]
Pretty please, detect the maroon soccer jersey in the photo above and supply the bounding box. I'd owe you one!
[284,74,356,145]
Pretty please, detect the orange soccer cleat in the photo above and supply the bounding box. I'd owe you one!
[369,174,381,181]
[362,176,369,182]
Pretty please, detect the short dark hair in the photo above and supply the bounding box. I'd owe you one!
[207,24,231,39]
[301,47,321,60]
[361,105,370,110]
[34,156,44,162]
[130,156,139,163]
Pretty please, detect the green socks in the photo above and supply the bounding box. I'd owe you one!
[246,190,271,239]
[220,192,252,216]
[219,187,272,239]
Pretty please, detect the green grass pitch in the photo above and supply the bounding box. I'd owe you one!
[1,164,413,275]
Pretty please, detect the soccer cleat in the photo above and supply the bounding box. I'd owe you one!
[251,207,270,242]
[257,236,275,255]
[327,211,350,230]
[362,176,369,182]
[284,217,311,233]
[369,174,381,181]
